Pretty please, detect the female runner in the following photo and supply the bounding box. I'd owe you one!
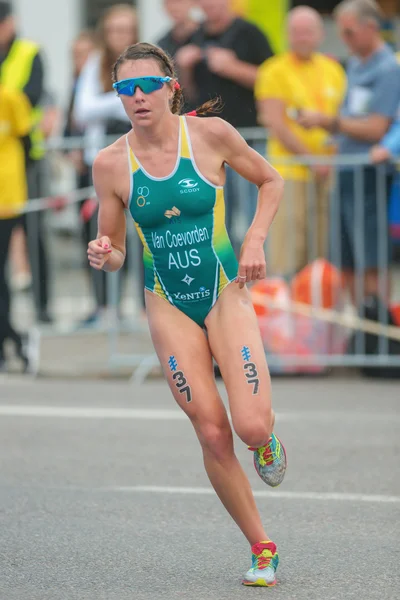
[87,42,286,587]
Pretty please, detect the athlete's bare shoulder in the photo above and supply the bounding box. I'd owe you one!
[186,115,232,140]
[186,115,245,157]
[93,136,127,174]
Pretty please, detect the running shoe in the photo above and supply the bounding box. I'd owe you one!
[249,433,287,487]
[242,540,279,587]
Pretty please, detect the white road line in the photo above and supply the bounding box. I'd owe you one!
[1,483,398,504]
[109,485,400,504]
[0,406,187,420]
[0,404,397,422]
[0,404,398,422]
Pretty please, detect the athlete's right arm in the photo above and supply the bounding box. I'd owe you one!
[88,150,126,272]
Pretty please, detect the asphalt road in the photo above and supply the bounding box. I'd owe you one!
[0,376,399,600]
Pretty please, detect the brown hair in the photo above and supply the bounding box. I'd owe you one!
[97,4,137,93]
[112,42,223,116]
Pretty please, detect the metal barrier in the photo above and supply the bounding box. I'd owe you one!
[230,142,400,374]
[12,130,400,379]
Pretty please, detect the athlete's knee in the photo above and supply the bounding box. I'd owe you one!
[234,416,273,449]
[196,420,234,462]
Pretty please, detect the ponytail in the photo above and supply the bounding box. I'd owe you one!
[171,82,223,118]
[185,97,224,118]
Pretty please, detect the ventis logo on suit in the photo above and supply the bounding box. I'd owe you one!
[179,178,199,194]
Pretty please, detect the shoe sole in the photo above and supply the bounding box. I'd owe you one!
[242,552,279,587]
[242,578,277,587]
[253,436,287,488]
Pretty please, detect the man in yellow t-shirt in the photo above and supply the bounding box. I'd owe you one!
[0,84,32,371]
[255,5,346,277]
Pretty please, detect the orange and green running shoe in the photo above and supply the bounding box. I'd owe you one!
[249,432,287,487]
[242,540,279,587]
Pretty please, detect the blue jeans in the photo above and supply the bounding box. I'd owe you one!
[333,167,393,270]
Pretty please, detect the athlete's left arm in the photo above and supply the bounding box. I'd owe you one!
[217,119,283,238]
[211,118,284,286]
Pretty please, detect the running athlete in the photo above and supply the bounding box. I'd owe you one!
[87,42,286,587]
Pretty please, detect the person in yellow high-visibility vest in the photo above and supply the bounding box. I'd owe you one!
[0,1,52,324]
[0,83,32,372]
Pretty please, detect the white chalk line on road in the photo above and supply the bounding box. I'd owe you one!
[0,404,398,422]
[0,405,188,420]
[108,485,400,504]
[0,482,397,505]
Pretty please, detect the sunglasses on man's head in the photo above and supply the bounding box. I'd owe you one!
[113,76,172,96]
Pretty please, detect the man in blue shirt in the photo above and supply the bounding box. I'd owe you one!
[297,0,400,303]
[370,118,400,163]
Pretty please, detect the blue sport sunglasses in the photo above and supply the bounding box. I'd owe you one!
[113,76,172,96]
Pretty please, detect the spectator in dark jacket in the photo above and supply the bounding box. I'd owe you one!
[157,0,198,61]
[175,0,274,128]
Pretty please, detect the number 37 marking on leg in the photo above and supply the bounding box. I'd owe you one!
[172,370,192,403]
[243,362,260,395]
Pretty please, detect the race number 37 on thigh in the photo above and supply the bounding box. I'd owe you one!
[168,355,192,403]
[241,346,260,395]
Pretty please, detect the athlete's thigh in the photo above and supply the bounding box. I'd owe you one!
[205,283,272,428]
[145,291,227,425]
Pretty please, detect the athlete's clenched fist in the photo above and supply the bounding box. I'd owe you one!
[87,236,112,270]
[236,239,267,289]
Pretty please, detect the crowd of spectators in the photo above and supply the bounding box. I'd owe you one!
[2,0,400,372]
